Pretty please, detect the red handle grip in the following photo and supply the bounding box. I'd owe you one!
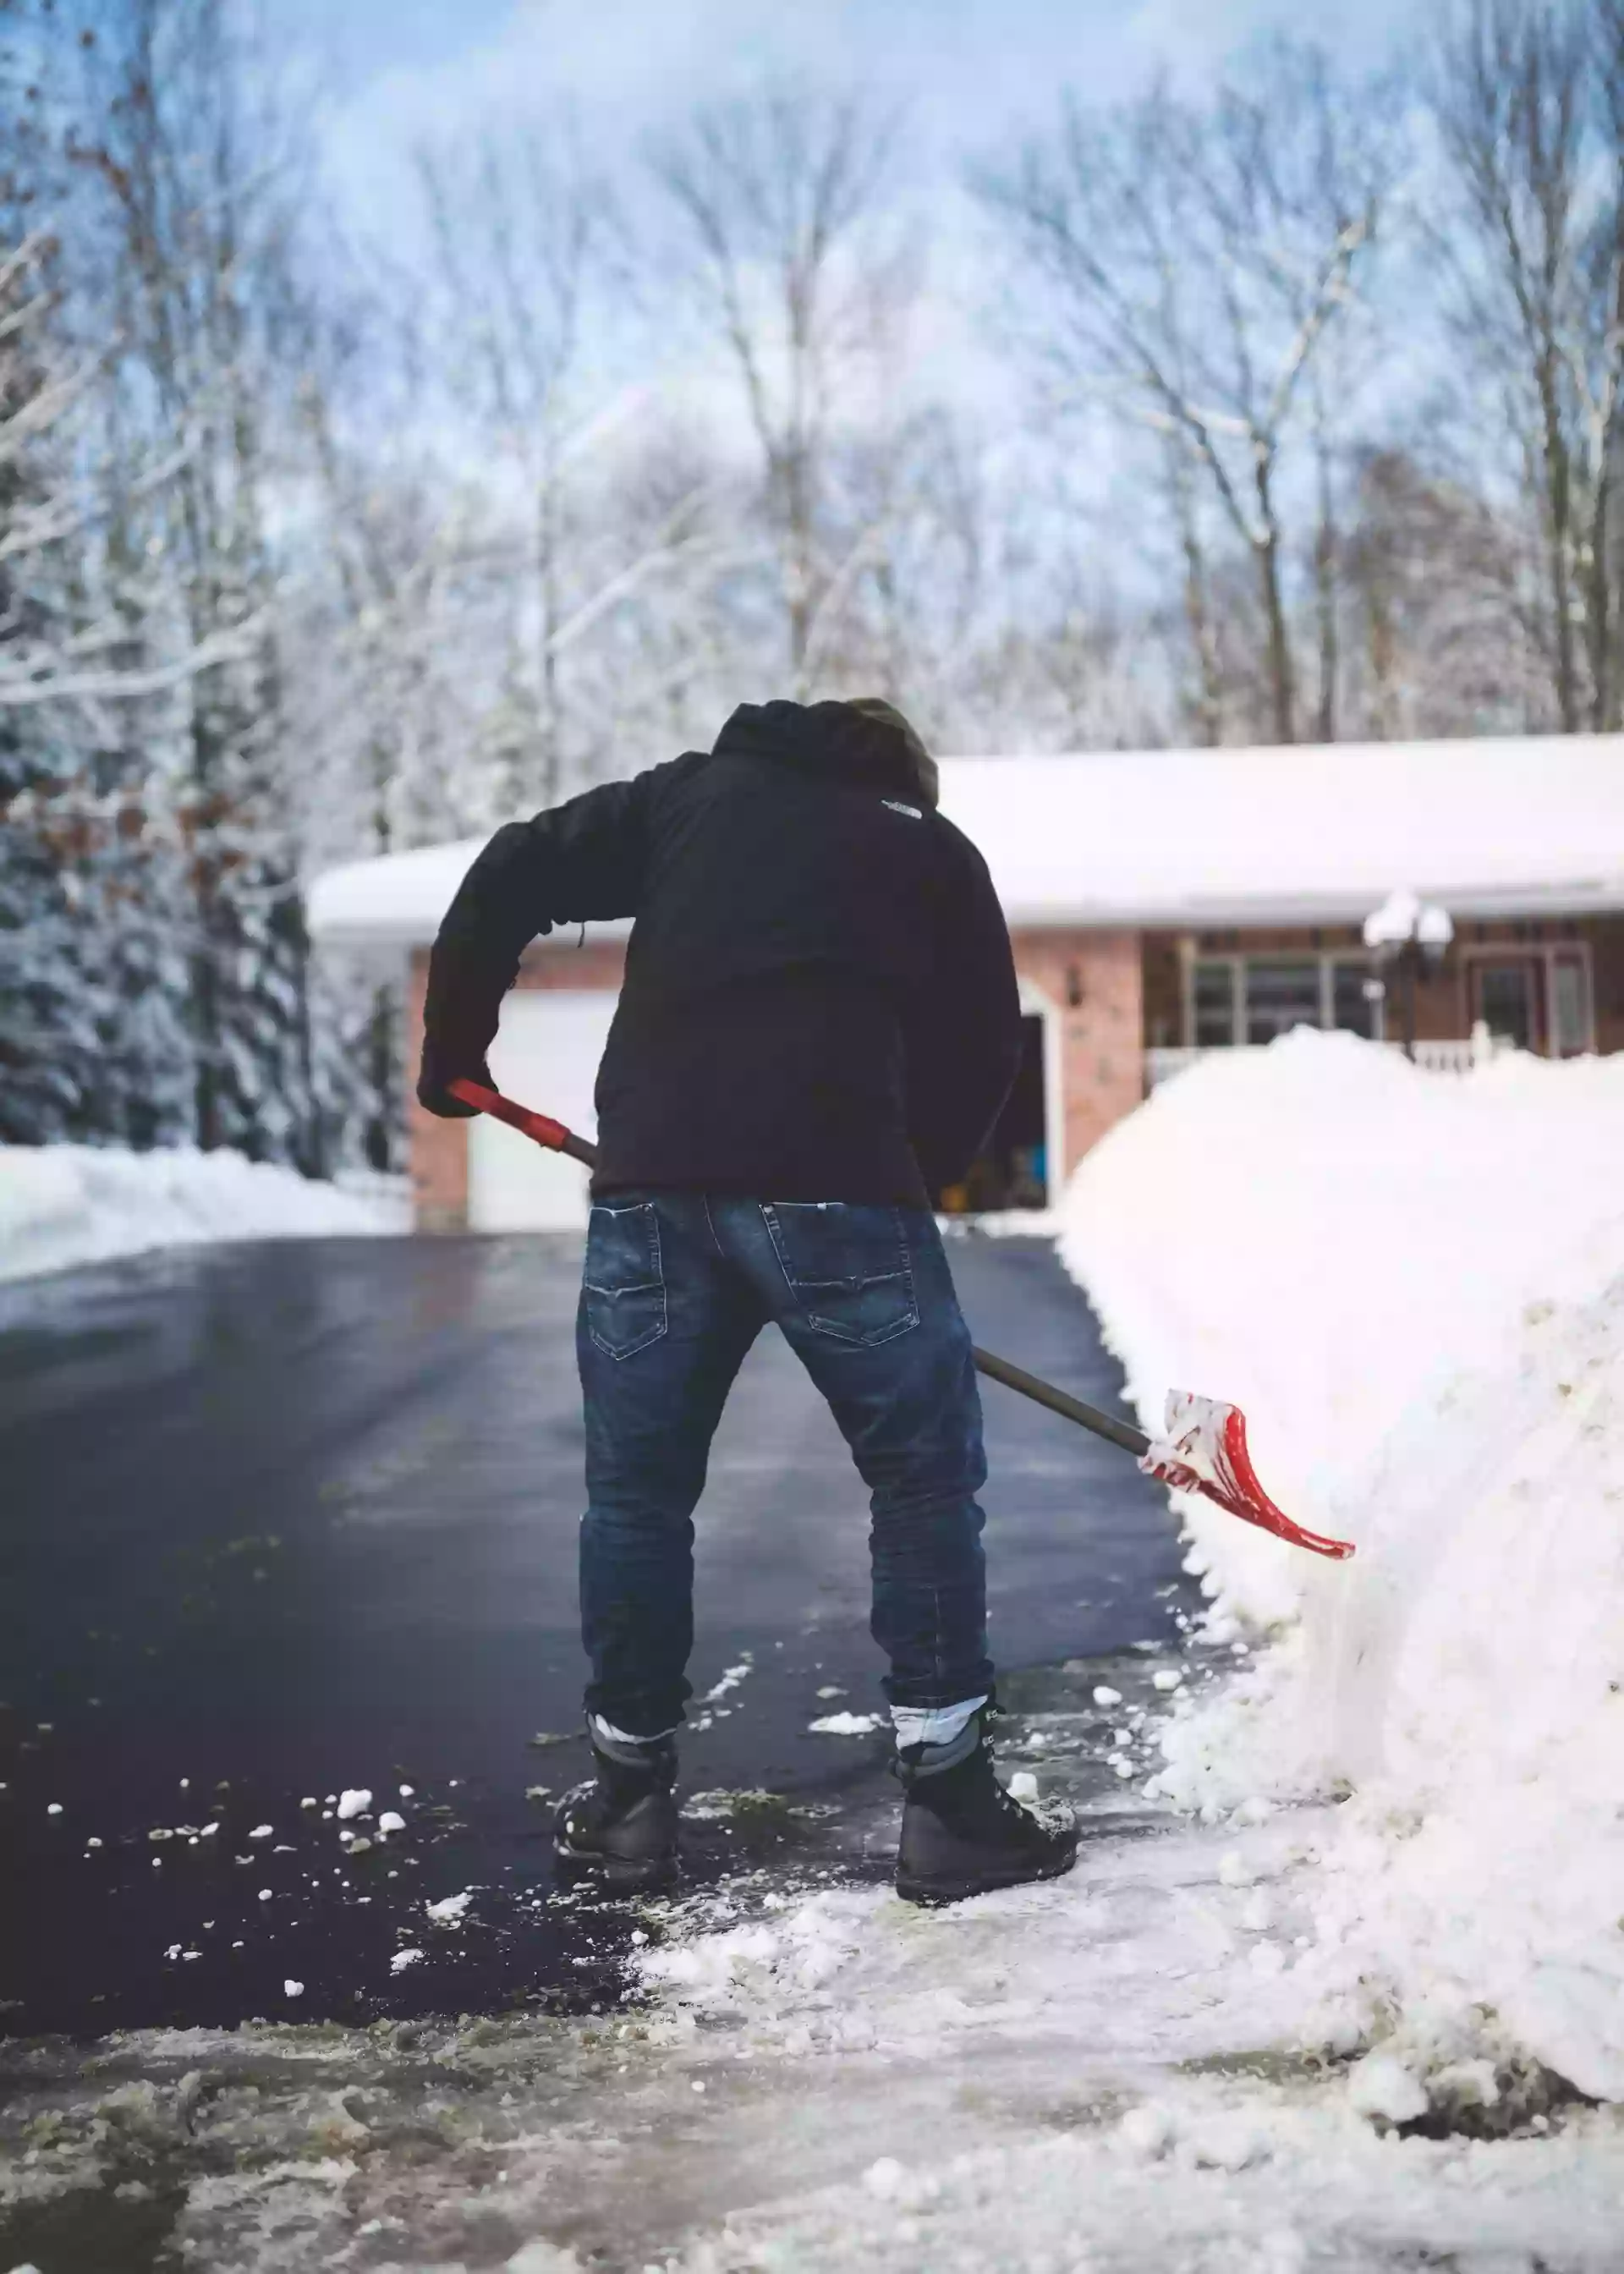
[447,1079,600,1168]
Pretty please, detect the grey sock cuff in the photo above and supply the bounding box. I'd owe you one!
[588,1714,677,1766]
[897,1709,984,1778]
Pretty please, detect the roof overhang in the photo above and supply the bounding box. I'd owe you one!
[307,733,1624,954]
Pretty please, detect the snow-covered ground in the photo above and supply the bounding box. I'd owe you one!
[6,1031,1624,2271]
[0,1142,407,1283]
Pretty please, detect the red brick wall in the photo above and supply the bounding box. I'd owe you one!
[1141,934,1182,1049]
[1583,915,1624,1055]
[1010,929,1145,1180]
[513,940,628,994]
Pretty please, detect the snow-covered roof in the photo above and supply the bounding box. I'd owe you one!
[307,733,1624,951]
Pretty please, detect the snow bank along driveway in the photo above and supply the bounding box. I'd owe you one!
[1062,1029,1624,2121]
[0,1141,404,1282]
[5,1030,1624,2271]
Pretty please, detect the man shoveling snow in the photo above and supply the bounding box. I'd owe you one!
[417,695,1077,1906]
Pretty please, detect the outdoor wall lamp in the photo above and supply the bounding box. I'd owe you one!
[1363,888,1455,1062]
[1066,964,1084,1007]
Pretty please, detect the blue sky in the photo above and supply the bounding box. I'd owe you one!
[284,0,1421,239]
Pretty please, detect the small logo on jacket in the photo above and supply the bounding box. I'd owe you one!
[881,798,923,819]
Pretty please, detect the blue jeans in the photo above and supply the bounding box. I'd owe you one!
[576,1190,996,1740]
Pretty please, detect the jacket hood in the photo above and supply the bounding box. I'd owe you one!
[712,698,940,811]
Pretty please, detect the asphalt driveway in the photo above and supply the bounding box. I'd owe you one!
[0,1228,1197,2038]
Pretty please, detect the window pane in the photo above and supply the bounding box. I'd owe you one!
[1550,957,1590,1056]
[1330,961,1379,1040]
[1475,962,1537,1051]
[1193,961,1235,1046]
[1243,962,1320,1045]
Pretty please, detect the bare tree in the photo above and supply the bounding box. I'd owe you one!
[968,38,1397,744]
[645,79,924,696]
[1341,446,1550,736]
[1595,0,1624,717]
[413,118,631,809]
[0,228,253,718]
[1428,0,1624,731]
[1161,431,1226,746]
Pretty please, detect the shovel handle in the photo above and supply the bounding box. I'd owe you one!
[969,1343,1150,1457]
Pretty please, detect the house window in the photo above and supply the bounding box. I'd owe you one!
[1192,959,1239,1046]
[1243,961,1321,1044]
[1473,958,1541,1052]
[1550,952,1592,1057]
[1462,944,1594,1058]
[1330,960,1380,1040]
[1186,952,1380,1046]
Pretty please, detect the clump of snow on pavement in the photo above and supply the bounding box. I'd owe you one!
[700,1656,754,1703]
[0,1141,405,1283]
[1060,1030,1624,2106]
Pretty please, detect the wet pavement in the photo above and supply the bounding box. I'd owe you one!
[0,1228,1198,2041]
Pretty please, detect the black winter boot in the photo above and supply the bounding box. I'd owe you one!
[552,1723,680,1895]
[892,1706,1078,1908]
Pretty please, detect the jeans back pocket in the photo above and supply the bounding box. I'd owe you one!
[584,1202,668,1359]
[761,1201,919,1346]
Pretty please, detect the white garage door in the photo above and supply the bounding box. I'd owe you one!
[469,990,617,1231]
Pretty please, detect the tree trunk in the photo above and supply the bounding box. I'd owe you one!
[1254,454,1296,744]
[1171,442,1223,745]
[365,982,398,1173]
[1314,410,1338,743]
[539,440,563,808]
[1366,581,1397,742]
[785,445,815,691]
[1536,349,1580,733]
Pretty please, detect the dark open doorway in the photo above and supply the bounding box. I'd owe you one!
[933,1012,1049,1213]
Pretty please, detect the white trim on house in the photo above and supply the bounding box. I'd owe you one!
[1016,974,1067,1205]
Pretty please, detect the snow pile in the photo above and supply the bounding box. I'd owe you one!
[0,1141,405,1283]
[1059,1030,1624,2105]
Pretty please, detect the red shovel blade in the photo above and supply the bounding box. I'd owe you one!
[1139,1391,1356,1562]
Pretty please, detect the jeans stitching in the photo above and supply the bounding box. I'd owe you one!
[585,1200,668,1359]
[762,1201,920,1346]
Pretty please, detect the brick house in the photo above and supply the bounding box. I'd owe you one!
[309,733,1624,1233]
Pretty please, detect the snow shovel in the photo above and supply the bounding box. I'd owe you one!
[448,1079,1354,1563]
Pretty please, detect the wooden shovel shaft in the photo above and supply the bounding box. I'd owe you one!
[447,1079,1150,1460]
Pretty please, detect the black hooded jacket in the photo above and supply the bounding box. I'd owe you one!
[418,699,1023,1206]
